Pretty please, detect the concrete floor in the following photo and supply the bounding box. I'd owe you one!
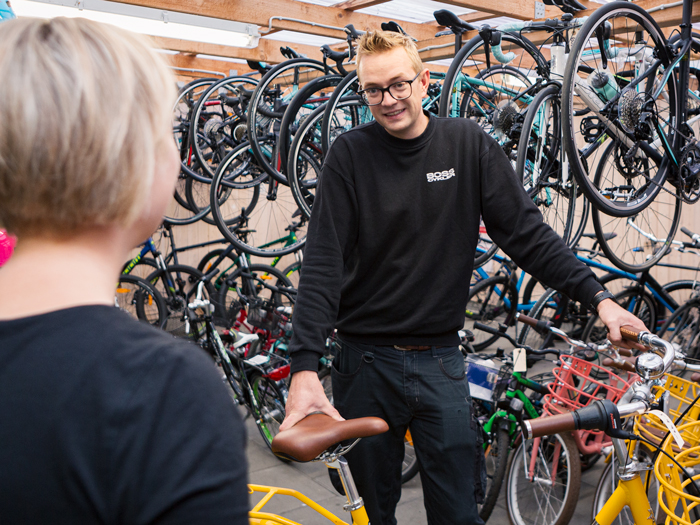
[244,409,607,525]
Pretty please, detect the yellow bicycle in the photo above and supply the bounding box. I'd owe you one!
[249,414,388,525]
[524,328,700,525]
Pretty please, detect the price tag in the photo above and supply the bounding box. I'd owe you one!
[649,410,685,449]
[513,348,527,373]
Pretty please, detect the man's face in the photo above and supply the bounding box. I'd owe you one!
[358,47,429,140]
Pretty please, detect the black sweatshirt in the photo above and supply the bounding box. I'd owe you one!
[289,114,603,374]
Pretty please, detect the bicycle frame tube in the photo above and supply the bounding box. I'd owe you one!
[248,484,351,525]
[593,475,654,525]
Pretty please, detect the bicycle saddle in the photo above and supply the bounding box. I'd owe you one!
[271,414,389,462]
[433,10,476,34]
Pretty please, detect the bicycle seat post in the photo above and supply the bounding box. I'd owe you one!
[324,455,365,513]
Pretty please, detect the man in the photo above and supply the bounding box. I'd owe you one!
[0,18,248,523]
[281,30,645,525]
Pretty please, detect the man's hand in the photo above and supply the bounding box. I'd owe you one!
[596,297,648,351]
[279,370,344,431]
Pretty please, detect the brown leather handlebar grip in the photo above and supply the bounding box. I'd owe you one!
[602,357,637,374]
[620,327,640,342]
[617,348,633,357]
[527,412,577,439]
[517,313,538,327]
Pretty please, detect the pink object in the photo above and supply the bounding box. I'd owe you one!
[0,229,16,267]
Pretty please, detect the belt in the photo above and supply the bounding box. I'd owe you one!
[393,345,439,351]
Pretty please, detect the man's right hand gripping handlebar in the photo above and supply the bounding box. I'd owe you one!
[523,327,676,440]
[279,370,344,431]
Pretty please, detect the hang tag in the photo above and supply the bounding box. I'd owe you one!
[649,410,685,449]
[513,348,527,373]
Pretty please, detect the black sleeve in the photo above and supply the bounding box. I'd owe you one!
[288,142,359,374]
[112,344,249,525]
[478,139,603,308]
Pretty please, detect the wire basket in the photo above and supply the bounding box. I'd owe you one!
[636,374,700,451]
[247,301,282,331]
[654,419,700,525]
[543,355,638,454]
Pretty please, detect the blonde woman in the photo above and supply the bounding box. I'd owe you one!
[0,17,248,523]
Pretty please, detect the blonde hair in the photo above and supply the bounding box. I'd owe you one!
[0,17,176,238]
[356,30,423,82]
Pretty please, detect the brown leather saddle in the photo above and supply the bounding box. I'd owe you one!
[271,414,389,462]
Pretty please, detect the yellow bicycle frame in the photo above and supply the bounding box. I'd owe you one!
[248,484,370,525]
[594,475,656,525]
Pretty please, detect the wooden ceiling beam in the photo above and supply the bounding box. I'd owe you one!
[152,35,324,63]
[166,52,259,77]
[332,0,390,9]
[111,0,436,41]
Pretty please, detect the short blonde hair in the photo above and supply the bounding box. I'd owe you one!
[0,17,176,238]
[356,30,423,83]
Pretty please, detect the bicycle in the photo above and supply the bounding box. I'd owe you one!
[523,327,700,525]
[247,413,389,524]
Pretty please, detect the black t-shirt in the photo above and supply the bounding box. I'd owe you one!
[0,305,248,524]
[290,114,603,373]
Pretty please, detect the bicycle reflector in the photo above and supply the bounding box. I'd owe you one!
[265,365,291,382]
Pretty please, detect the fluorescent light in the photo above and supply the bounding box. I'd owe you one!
[11,0,260,48]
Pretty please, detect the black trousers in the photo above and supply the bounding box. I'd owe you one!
[331,339,486,525]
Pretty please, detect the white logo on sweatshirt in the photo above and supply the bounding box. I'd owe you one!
[426,168,455,183]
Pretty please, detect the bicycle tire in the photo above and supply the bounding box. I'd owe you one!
[250,372,288,456]
[658,279,700,319]
[320,71,374,156]
[210,143,306,257]
[505,431,581,525]
[189,75,259,178]
[561,1,679,217]
[287,103,327,218]
[479,425,510,522]
[145,264,214,338]
[281,260,302,290]
[658,297,700,360]
[516,85,585,247]
[246,58,332,182]
[115,274,167,329]
[438,33,546,150]
[591,142,682,273]
[465,275,518,351]
[277,73,342,177]
[474,221,499,269]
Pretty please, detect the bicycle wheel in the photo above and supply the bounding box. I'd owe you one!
[505,431,581,525]
[320,71,374,155]
[439,33,546,153]
[216,264,293,329]
[246,58,331,182]
[145,264,214,338]
[592,142,682,273]
[658,279,700,320]
[287,103,326,219]
[658,298,700,359]
[517,287,589,348]
[190,75,259,178]
[516,85,587,247]
[561,1,679,217]
[582,287,657,348]
[479,425,510,522]
[211,143,306,257]
[474,220,499,269]
[115,274,167,328]
[465,275,518,351]
[250,372,287,454]
[281,260,302,290]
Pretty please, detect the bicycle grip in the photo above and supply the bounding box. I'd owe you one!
[516,313,552,335]
[617,348,633,357]
[681,226,694,238]
[620,327,639,342]
[523,412,576,439]
[602,356,636,374]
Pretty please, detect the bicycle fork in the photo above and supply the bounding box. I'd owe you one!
[524,436,562,485]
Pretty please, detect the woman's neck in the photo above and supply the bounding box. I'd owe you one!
[0,228,130,320]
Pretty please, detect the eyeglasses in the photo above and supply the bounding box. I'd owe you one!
[357,73,421,106]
